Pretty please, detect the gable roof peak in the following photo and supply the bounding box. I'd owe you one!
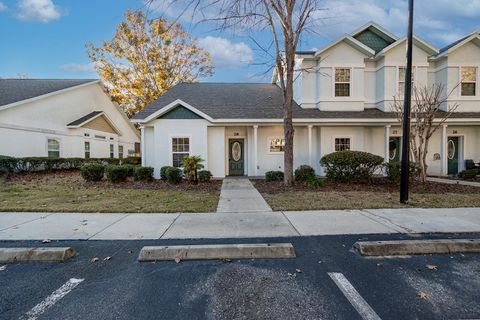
[350,21,398,42]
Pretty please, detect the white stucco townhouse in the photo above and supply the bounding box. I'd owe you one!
[0,79,140,159]
[133,22,480,179]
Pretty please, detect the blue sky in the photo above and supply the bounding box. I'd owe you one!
[0,0,479,82]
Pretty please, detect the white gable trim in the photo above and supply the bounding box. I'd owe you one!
[314,35,376,59]
[350,21,399,42]
[374,36,438,59]
[433,34,480,60]
[132,99,215,123]
[0,80,100,112]
[66,111,122,136]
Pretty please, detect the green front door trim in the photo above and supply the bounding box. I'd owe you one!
[228,139,244,176]
[447,136,459,175]
[389,137,401,162]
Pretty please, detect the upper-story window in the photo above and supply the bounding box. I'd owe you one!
[461,67,477,96]
[398,67,414,97]
[335,68,350,97]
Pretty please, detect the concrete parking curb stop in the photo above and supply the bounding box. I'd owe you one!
[354,239,480,256]
[0,247,76,263]
[138,243,296,261]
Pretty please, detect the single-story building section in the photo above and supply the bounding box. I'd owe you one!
[132,82,480,178]
[0,79,140,159]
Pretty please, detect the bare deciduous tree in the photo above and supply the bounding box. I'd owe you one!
[392,84,459,182]
[146,0,322,186]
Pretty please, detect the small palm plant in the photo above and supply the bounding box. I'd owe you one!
[182,155,204,184]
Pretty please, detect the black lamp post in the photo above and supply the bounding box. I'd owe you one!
[400,0,414,203]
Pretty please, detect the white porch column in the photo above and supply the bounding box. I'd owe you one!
[253,125,258,176]
[440,124,448,175]
[384,125,391,164]
[308,125,313,166]
[140,126,146,166]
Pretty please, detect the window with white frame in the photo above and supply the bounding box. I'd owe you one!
[335,68,350,97]
[398,67,414,97]
[118,145,124,159]
[47,139,60,158]
[172,137,190,167]
[461,67,477,96]
[84,141,91,159]
[269,137,285,153]
[109,144,114,159]
[334,138,351,151]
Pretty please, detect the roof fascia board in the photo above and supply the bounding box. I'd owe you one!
[132,99,215,123]
[0,80,100,112]
[433,34,480,60]
[314,35,375,59]
[374,36,438,59]
[68,111,123,136]
[350,21,399,41]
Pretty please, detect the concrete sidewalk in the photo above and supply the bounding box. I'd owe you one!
[427,176,480,187]
[216,178,272,213]
[1,208,480,240]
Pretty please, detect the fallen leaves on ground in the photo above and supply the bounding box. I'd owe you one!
[104,256,112,261]
[418,291,429,300]
[174,256,181,264]
[41,239,51,243]
[91,257,100,263]
[0,265,6,272]
[425,264,438,271]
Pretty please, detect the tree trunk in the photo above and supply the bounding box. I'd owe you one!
[283,40,295,186]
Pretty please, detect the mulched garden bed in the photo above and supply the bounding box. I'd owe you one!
[252,178,480,194]
[5,170,222,192]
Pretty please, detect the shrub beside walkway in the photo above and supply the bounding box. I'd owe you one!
[216,178,272,213]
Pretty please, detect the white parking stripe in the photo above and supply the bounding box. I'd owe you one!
[328,272,382,320]
[20,278,84,320]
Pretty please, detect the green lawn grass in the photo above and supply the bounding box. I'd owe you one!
[0,174,220,213]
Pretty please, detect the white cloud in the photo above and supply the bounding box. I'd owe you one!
[16,0,63,23]
[311,0,480,47]
[0,2,7,12]
[199,36,254,68]
[60,63,95,73]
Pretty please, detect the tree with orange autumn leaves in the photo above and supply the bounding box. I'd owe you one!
[87,11,213,117]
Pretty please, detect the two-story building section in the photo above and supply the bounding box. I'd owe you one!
[133,22,480,178]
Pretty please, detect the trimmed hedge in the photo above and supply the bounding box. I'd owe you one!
[134,166,154,181]
[123,164,136,177]
[265,170,284,182]
[385,161,421,183]
[320,151,384,183]
[0,156,125,174]
[160,166,170,181]
[198,170,212,182]
[80,163,104,182]
[305,176,325,189]
[165,167,183,184]
[294,165,316,182]
[106,165,129,183]
[122,156,141,165]
[458,168,479,180]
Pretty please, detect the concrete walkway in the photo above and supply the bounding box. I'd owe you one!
[427,176,480,187]
[216,178,272,213]
[1,208,480,240]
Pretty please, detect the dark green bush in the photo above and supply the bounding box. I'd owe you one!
[80,163,105,182]
[265,170,284,182]
[385,161,421,183]
[165,167,183,184]
[294,165,316,182]
[106,165,129,183]
[122,164,136,177]
[160,166,171,181]
[320,151,384,183]
[134,166,154,181]
[122,156,141,165]
[198,170,212,182]
[458,168,479,180]
[305,176,325,189]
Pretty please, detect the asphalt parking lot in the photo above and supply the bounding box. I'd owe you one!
[1,233,480,320]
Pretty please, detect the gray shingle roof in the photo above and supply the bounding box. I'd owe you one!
[439,35,470,53]
[0,79,98,107]
[67,111,103,126]
[134,82,480,121]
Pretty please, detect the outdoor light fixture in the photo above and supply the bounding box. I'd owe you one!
[400,0,414,203]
